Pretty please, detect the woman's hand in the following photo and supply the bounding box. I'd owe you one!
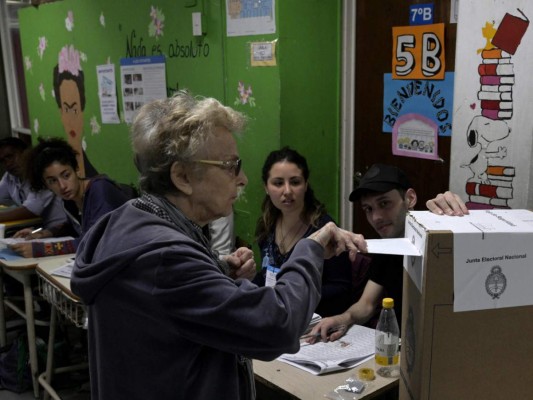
[12,228,33,239]
[308,222,367,261]
[9,242,33,258]
[13,228,53,241]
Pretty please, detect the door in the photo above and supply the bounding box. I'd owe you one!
[353,0,457,238]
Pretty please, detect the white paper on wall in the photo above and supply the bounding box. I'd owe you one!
[450,1,533,210]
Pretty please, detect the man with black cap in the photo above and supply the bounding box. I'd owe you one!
[309,163,467,342]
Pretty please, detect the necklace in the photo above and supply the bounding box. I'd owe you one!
[277,218,308,254]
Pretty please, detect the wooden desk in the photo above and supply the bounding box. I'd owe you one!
[0,254,73,398]
[2,217,43,236]
[253,358,399,400]
[36,256,87,400]
[3,217,42,229]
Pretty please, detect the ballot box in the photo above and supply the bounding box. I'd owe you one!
[400,209,533,400]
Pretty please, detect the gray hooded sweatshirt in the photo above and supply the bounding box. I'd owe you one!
[71,201,323,400]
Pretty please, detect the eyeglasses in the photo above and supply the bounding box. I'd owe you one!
[195,158,242,176]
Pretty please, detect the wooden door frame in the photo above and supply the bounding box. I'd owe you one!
[340,0,356,231]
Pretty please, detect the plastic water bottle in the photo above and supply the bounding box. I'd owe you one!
[375,297,400,377]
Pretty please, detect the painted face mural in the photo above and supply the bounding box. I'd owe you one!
[53,45,96,178]
[59,79,84,152]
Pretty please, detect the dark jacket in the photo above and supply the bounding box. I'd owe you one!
[71,201,324,400]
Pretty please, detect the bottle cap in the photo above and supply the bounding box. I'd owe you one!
[382,297,394,308]
[358,367,375,381]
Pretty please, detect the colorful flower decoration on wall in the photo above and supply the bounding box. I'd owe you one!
[148,6,165,39]
[234,81,256,107]
[37,36,47,59]
[59,45,82,76]
[90,116,101,135]
[65,10,74,31]
[33,118,39,134]
[24,56,32,72]
[39,83,45,101]
[100,12,106,27]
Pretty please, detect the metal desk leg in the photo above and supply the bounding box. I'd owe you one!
[0,269,6,346]
[38,308,89,400]
[22,275,40,399]
[40,307,58,400]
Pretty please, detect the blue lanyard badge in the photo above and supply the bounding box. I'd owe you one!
[262,254,280,287]
[265,265,280,287]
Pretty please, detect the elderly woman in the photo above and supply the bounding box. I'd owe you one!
[71,92,366,400]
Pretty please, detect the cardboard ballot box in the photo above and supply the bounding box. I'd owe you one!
[400,210,533,400]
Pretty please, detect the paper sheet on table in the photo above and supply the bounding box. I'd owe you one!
[0,236,75,245]
[51,259,76,278]
[366,238,421,256]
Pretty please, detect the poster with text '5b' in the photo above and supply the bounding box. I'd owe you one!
[392,23,445,80]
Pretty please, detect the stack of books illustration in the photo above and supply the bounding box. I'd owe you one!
[465,166,514,208]
[468,10,528,209]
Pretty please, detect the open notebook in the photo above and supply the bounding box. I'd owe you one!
[278,324,375,375]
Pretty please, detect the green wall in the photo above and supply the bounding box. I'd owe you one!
[18,0,341,249]
[279,1,341,221]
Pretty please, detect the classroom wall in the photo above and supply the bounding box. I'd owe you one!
[279,1,341,221]
[18,0,342,248]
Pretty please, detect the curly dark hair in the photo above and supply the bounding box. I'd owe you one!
[255,146,326,244]
[25,137,78,191]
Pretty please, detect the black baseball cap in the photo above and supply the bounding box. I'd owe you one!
[349,163,411,202]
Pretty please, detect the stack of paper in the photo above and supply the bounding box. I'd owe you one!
[278,325,375,375]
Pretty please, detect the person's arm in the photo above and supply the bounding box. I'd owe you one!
[426,191,469,216]
[309,279,384,342]
[0,206,39,223]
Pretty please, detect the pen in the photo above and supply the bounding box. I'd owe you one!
[299,324,347,341]
[31,227,43,234]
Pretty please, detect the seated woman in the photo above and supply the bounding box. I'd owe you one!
[253,147,358,317]
[10,137,130,257]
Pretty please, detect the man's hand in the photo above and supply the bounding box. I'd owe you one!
[307,314,350,344]
[308,222,367,261]
[426,191,469,216]
[224,247,256,280]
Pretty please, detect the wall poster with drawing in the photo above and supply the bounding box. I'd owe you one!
[450,1,533,209]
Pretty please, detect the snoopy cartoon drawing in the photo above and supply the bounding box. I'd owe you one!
[462,115,510,183]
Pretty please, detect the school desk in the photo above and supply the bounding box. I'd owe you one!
[253,357,399,400]
[35,255,87,400]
